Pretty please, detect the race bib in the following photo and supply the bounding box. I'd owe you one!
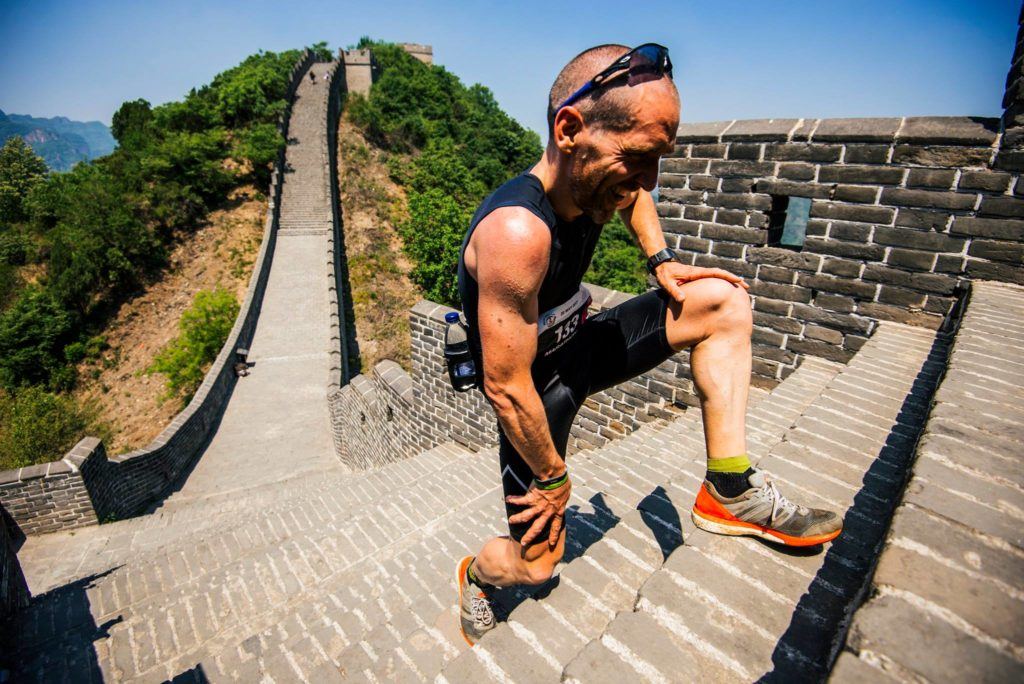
[536,285,592,358]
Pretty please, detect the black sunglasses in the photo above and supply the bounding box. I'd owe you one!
[556,43,673,111]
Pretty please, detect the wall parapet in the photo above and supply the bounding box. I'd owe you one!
[660,113,1021,384]
[0,49,319,536]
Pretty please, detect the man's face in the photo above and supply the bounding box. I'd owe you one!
[567,84,679,224]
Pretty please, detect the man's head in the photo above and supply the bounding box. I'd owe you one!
[546,44,680,224]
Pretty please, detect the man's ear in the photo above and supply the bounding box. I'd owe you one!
[553,107,585,154]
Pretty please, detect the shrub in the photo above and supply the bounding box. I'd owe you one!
[0,287,75,389]
[147,287,239,403]
[584,215,648,294]
[0,387,106,470]
[0,137,48,223]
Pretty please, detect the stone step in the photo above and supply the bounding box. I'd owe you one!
[4,443,473,679]
[439,356,843,682]
[549,323,945,683]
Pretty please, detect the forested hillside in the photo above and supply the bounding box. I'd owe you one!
[0,110,116,171]
[341,39,647,367]
[0,44,331,469]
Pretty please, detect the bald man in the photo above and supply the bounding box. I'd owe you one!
[455,44,842,645]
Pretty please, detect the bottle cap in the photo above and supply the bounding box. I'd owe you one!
[444,312,461,323]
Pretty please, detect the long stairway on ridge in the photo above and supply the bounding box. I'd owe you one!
[7,60,350,661]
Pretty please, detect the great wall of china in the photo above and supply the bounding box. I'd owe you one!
[1,17,1023,682]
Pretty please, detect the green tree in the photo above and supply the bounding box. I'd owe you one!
[111,98,153,150]
[0,137,48,223]
[0,387,106,470]
[584,215,648,294]
[148,287,239,403]
[0,287,76,389]
[398,190,471,305]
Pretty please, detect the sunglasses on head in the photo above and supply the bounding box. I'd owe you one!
[556,43,673,112]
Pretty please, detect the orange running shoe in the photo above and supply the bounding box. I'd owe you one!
[456,556,496,646]
[692,468,842,547]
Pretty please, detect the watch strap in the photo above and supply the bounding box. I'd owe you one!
[646,247,677,275]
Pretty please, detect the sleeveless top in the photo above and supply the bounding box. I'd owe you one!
[457,171,604,388]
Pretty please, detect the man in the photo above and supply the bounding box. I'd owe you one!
[455,44,842,646]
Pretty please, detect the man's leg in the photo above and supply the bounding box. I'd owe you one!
[666,277,842,546]
[662,277,752,458]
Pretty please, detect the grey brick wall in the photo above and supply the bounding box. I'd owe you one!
[660,115,1022,383]
[330,284,696,470]
[0,50,320,536]
[0,506,29,619]
[998,7,1024,171]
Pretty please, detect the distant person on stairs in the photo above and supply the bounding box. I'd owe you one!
[455,43,843,646]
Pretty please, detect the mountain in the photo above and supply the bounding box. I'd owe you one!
[0,109,116,171]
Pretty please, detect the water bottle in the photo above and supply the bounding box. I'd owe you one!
[443,312,479,392]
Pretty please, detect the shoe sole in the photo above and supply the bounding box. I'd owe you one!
[692,508,842,547]
[456,555,476,647]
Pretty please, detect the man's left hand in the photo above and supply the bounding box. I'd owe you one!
[655,261,749,304]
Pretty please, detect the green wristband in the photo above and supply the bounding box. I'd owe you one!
[534,471,569,490]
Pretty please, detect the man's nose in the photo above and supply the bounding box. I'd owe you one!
[638,161,660,192]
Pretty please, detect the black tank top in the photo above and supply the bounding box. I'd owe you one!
[457,171,603,388]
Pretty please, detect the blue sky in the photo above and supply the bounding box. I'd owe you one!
[0,0,1019,142]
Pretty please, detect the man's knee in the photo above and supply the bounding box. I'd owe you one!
[686,278,752,330]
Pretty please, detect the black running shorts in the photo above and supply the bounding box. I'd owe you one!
[499,287,677,544]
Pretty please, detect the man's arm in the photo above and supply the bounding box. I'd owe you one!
[473,207,564,481]
[472,206,573,549]
[619,189,749,302]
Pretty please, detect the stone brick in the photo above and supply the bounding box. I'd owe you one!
[753,179,833,199]
[958,170,1012,192]
[711,241,746,258]
[810,202,895,225]
[803,238,886,261]
[828,221,873,241]
[658,173,688,188]
[709,160,776,178]
[661,218,701,235]
[804,324,844,344]
[817,165,904,185]
[786,337,854,363]
[896,116,999,146]
[821,258,862,278]
[857,302,942,328]
[706,193,772,210]
[949,216,1024,240]
[660,188,703,204]
[676,120,733,143]
[967,239,1024,263]
[714,208,747,225]
[683,205,715,221]
[726,143,762,160]
[934,254,965,274]
[700,223,766,244]
[764,143,842,162]
[906,168,957,189]
[877,285,927,307]
[832,185,878,203]
[862,264,958,294]
[747,246,821,271]
[812,117,901,142]
[965,259,1024,284]
[886,248,936,271]
[814,292,857,312]
[778,163,817,181]
[843,144,890,164]
[676,235,711,253]
[977,195,1024,218]
[661,158,710,174]
[797,273,877,298]
[894,208,951,231]
[749,280,813,303]
[892,145,993,167]
[690,143,727,158]
[687,175,719,191]
[879,188,977,211]
[720,178,756,193]
[757,264,796,284]
[722,118,800,141]
[873,226,966,252]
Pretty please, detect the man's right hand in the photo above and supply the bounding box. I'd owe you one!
[506,475,572,550]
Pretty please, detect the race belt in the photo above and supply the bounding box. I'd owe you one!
[536,285,592,358]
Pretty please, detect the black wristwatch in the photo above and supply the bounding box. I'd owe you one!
[646,247,678,276]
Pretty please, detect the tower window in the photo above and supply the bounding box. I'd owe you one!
[767,195,810,249]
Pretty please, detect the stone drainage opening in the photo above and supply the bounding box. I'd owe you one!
[766,194,811,250]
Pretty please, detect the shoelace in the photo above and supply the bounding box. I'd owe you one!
[471,594,494,628]
[757,479,798,524]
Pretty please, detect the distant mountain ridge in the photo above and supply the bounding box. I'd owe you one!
[0,109,116,171]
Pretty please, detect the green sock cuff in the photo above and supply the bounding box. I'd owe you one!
[707,455,751,474]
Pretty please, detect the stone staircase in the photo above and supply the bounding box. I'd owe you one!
[441,322,947,684]
[279,62,333,235]
[3,319,948,682]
